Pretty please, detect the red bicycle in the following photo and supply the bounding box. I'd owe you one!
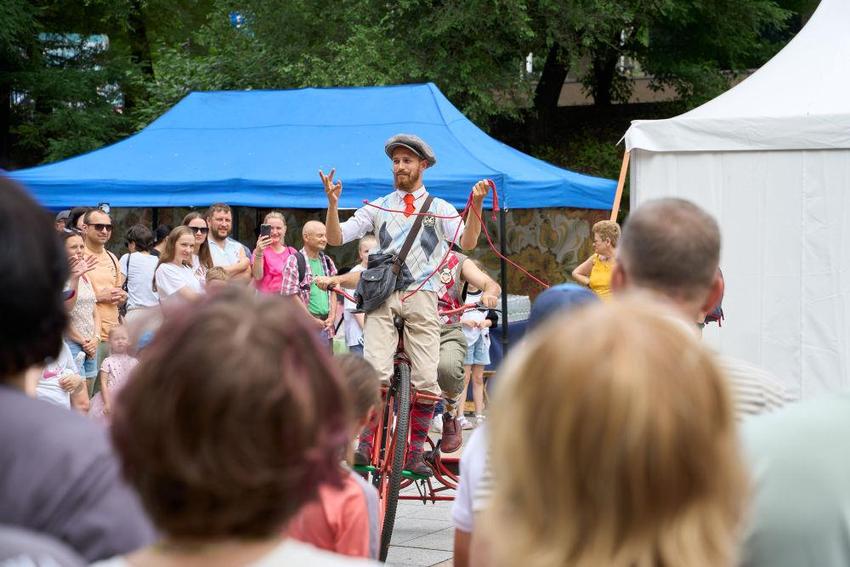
[352,303,480,561]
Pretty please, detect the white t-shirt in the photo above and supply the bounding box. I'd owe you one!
[460,291,487,345]
[208,237,245,268]
[343,265,366,347]
[91,539,379,566]
[36,342,80,409]
[118,253,160,310]
[452,425,488,533]
[155,263,203,301]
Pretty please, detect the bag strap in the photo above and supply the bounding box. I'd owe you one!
[122,253,131,292]
[296,252,308,289]
[393,194,435,276]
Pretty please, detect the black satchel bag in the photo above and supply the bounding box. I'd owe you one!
[355,195,434,312]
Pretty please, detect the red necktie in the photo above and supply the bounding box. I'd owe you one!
[403,193,415,217]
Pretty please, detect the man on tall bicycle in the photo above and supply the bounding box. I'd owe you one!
[322,134,494,476]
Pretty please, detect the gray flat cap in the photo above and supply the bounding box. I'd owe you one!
[55,209,71,222]
[384,134,437,166]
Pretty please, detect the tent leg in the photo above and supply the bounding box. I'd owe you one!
[152,207,159,230]
[610,150,630,222]
[499,208,509,355]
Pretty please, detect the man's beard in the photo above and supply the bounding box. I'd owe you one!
[395,170,420,191]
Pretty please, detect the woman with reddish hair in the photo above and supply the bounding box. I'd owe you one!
[97,287,376,566]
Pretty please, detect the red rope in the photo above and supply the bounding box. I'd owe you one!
[352,180,548,303]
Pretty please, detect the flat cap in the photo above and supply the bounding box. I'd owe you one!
[55,209,71,222]
[384,134,437,167]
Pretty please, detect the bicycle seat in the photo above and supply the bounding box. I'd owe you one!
[393,315,404,331]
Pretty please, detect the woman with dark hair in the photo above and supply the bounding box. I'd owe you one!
[150,224,172,257]
[119,224,160,324]
[98,288,375,566]
[153,226,203,303]
[67,207,91,234]
[182,211,214,283]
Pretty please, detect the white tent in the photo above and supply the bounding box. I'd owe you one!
[624,0,850,398]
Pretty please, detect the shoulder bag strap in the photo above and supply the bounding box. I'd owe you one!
[122,253,131,292]
[393,194,435,276]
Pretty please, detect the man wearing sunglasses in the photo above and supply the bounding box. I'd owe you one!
[83,209,127,383]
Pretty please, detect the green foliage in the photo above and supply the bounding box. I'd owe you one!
[2,0,813,168]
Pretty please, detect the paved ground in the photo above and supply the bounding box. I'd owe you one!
[386,492,455,566]
[384,426,466,566]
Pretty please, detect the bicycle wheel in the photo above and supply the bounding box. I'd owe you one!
[378,361,411,561]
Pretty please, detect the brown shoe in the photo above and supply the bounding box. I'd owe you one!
[441,413,462,453]
[404,451,433,477]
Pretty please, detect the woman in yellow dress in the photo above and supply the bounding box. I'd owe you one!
[572,220,620,300]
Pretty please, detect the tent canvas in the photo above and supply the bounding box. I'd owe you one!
[624,0,850,398]
[9,83,616,211]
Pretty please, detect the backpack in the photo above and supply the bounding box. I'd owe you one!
[295,251,332,291]
[703,268,725,326]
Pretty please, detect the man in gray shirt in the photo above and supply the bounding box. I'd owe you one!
[0,176,155,561]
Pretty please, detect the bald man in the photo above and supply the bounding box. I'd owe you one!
[280,221,338,346]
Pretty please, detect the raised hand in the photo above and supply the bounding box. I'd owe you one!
[471,179,491,205]
[69,254,98,280]
[319,168,343,205]
[255,235,272,252]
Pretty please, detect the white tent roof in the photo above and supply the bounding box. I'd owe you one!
[626,0,850,152]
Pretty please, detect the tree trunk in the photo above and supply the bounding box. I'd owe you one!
[533,42,569,117]
[590,45,619,106]
[532,43,569,142]
[123,0,154,112]
[0,67,11,168]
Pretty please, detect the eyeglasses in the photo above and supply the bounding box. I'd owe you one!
[92,224,113,232]
[190,227,209,234]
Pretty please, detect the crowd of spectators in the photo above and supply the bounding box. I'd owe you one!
[5,133,850,567]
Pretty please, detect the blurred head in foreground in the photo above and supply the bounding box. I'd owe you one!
[111,287,350,540]
[487,296,746,567]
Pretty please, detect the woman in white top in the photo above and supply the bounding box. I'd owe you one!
[153,226,203,303]
[119,225,160,323]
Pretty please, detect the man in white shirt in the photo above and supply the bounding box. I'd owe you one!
[206,203,250,282]
[322,134,493,476]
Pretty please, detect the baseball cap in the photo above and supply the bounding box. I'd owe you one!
[527,284,598,332]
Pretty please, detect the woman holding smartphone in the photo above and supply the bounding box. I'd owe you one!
[252,211,296,294]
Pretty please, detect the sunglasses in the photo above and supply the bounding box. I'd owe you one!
[190,226,210,234]
[92,224,113,232]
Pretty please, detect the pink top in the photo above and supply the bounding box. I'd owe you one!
[287,470,378,559]
[253,246,295,294]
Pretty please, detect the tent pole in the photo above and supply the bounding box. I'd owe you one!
[499,207,509,355]
[609,150,630,222]
[151,207,159,230]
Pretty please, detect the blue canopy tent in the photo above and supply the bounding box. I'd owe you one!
[9,83,615,210]
[10,82,616,355]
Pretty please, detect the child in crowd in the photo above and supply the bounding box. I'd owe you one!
[343,236,376,356]
[204,266,229,291]
[457,261,497,428]
[36,341,86,410]
[288,354,381,559]
[89,326,137,425]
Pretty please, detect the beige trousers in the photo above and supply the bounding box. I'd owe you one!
[364,291,441,397]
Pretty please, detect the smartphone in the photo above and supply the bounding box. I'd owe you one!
[259,224,271,237]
